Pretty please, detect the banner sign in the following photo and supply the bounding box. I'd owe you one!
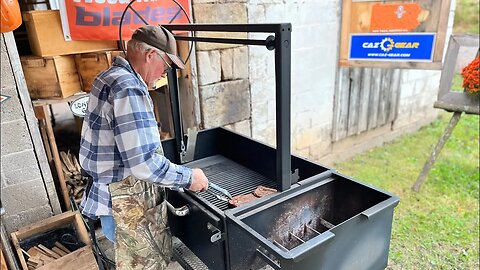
[370,3,425,33]
[60,0,191,41]
[349,33,436,61]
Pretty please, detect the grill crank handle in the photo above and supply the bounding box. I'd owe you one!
[166,201,190,216]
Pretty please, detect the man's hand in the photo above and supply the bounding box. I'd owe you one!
[188,168,209,192]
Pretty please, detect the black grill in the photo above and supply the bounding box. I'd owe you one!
[186,155,277,211]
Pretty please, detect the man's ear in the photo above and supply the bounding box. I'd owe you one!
[145,49,155,63]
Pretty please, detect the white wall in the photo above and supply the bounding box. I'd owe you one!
[248,1,340,158]
[246,0,456,163]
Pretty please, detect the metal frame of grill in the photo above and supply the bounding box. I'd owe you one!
[159,23,398,270]
[164,23,295,191]
[157,23,332,270]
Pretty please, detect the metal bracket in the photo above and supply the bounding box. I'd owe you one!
[291,168,299,184]
[180,128,198,163]
[206,222,224,243]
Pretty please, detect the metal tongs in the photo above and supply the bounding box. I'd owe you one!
[206,183,233,202]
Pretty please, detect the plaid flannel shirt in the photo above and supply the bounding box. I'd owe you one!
[79,56,192,218]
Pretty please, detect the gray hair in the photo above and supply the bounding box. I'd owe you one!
[127,39,162,56]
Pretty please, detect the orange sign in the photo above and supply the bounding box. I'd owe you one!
[370,3,423,33]
[63,0,191,40]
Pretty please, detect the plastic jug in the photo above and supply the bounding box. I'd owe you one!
[1,0,22,33]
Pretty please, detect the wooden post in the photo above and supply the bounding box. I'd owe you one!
[412,112,462,192]
[40,105,71,210]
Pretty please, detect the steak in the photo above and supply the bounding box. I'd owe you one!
[253,186,277,197]
[228,194,258,208]
[228,186,278,207]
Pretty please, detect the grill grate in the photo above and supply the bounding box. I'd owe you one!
[185,155,277,211]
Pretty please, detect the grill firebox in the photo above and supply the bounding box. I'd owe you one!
[226,172,399,270]
[165,127,330,270]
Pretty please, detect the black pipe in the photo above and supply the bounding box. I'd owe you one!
[167,68,183,164]
[165,23,292,191]
[174,36,274,47]
[164,23,290,33]
[274,24,292,191]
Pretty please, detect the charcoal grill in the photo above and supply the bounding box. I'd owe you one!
[158,24,398,270]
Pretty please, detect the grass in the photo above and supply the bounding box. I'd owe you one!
[454,0,480,34]
[334,113,479,269]
[451,73,465,92]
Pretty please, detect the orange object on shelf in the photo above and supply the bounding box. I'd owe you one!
[1,0,22,33]
[370,3,423,33]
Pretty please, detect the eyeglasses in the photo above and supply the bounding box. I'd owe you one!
[156,51,172,74]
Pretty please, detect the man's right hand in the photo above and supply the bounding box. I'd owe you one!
[189,168,209,192]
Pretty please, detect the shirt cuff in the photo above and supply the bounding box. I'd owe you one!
[182,167,193,190]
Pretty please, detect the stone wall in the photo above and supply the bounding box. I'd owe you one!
[192,0,252,137]
[1,33,60,233]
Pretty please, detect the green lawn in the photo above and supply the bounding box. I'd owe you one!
[454,0,480,34]
[335,113,479,269]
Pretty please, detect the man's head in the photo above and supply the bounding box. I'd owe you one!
[127,25,184,87]
[131,25,185,69]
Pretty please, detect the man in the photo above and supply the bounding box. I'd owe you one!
[79,25,209,269]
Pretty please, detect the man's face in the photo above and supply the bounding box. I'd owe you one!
[146,49,172,88]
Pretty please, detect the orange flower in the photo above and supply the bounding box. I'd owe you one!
[461,57,480,94]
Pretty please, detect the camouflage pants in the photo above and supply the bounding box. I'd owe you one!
[110,177,172,270]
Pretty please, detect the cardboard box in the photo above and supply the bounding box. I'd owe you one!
[74,51,126,92]
[23,10,118,57]
[10,211,98,270]
[21,55,82,99]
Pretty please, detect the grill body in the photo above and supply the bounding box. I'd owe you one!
[164,128,330,270]
[225,172,399,270]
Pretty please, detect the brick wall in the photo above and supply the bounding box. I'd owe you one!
[1,33,60,233]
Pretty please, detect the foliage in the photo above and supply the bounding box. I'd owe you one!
[461,57,480,94]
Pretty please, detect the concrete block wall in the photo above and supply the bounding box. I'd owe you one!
[1,34,55,233]
[192,0,252,133]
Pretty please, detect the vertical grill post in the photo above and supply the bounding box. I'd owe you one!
[164,24,293,191]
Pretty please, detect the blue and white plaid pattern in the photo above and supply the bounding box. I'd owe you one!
[79,56,192,217]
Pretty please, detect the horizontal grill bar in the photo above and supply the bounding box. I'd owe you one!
[185,155,276,210]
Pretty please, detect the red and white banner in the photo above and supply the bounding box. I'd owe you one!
[59,0,191,41]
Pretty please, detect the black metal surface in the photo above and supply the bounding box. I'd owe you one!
[174,35,275,47]
[225,172,400,270]
[161,23,349,270]
[166,23,293,191]
[166,127,330,270]
[168,190,227,270]
[164,23,292,33]
[185,155,277,211]
[166,68,183,164]
[275,25,292,191]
